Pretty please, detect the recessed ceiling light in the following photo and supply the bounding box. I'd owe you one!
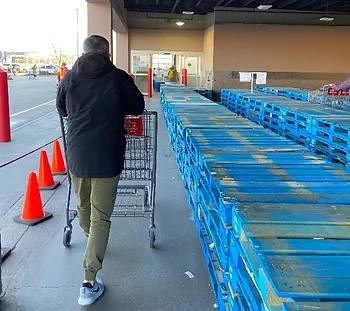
[182,11,194,14]
[176,21,185,26]
[257,4,273,10]
[320,16,334,21]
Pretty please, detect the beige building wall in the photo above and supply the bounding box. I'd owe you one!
[129,29,204,52]
[211,23,350,96]
[87,2,112,52]
[203,26,214,71]
[213,24,350,73]
[114,32,129,72]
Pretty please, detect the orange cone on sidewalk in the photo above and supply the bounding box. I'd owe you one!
[38,151,60,190]
[51,140,67,175]
[13,172,53,226]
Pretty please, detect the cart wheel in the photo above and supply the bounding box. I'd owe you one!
[149,231,155,249]
[63,226,72,248]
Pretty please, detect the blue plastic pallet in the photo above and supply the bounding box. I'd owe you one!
[221,89,350,168]
[193,88,213,100]
[153,80,165,92]
[197,181,232,272]
[283,302,350,311]
[162,86,350,311]
[256,86,309,102]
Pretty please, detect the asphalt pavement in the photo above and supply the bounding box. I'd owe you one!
[0,76,60,218]
[8,75,57,130]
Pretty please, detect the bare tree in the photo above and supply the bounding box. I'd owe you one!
[51,42,63,66]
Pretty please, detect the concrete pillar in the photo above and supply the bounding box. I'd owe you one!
[111,4,129,72]
[87,0,129,71]
[87,2,112,53]
[113,32,129,72]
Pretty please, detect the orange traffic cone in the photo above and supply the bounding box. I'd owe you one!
[51,140,67,175]
[13,172,53,226]
[38,151,60,190]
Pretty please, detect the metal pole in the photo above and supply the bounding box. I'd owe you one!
[182,68,188,86]
[0,69,11,143]
[148,68,153,98]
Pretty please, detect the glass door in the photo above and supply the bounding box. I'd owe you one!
[131,53,151,95]
[184,56,201,88]
[152,54,174,82]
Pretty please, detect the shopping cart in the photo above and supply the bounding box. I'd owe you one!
[309,85,350,110]
[59,111,158,248]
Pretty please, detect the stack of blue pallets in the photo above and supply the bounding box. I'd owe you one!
[256,86,310,102]
[153,77,166,92]
[153,78,213,99]
[161,84,350,311]
[193,88,213,100]
[221,89,350,168]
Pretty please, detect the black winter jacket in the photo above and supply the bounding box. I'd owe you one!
[56,53,145,178]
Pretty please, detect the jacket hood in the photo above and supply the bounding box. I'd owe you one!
[72,53,114,79]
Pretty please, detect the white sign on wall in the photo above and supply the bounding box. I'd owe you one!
[239,72,252,82]
[256,72,267,85]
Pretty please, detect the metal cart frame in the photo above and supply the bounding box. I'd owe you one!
[309,85,350,110]
[59,111,158,248]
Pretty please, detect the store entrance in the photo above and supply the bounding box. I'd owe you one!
[131,51,202,92]
[152,54,174,81]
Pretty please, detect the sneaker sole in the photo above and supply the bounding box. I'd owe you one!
[78,281,104,306]
[78,288,104,306]
[78,297,96,306]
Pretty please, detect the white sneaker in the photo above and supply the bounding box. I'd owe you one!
[78,278,105,306]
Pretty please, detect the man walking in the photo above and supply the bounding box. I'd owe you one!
[56,35,145,306]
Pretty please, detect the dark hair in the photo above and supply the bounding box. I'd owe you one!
[83,35,109,57]
[62,62,66,66]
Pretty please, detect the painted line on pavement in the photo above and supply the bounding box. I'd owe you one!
[10,99,55,117]
[11,111,57,132]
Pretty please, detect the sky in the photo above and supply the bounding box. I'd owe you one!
[0,0,88,56]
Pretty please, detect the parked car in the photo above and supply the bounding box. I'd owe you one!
[1,64,19,73]
[11,64,21,73]
[17,64,30,73]
[39,65,59,75]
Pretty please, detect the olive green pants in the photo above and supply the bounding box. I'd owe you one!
[71,174,120,281]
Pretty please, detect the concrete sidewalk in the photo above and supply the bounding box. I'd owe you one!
[0,99,215,310]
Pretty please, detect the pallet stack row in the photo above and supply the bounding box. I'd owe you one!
[153,78,165,92]
[161,84,350,311]
[152,77,212,100]
[221,89,350,168]
[256,86,309,102]
[193,88,213,100]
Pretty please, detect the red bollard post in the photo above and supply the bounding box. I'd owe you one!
[0,69,11,143]
[148,68,153,98]
[181,68,188,86]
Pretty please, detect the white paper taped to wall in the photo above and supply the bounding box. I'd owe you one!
[239,72,252,82]
[256,72,267,85]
